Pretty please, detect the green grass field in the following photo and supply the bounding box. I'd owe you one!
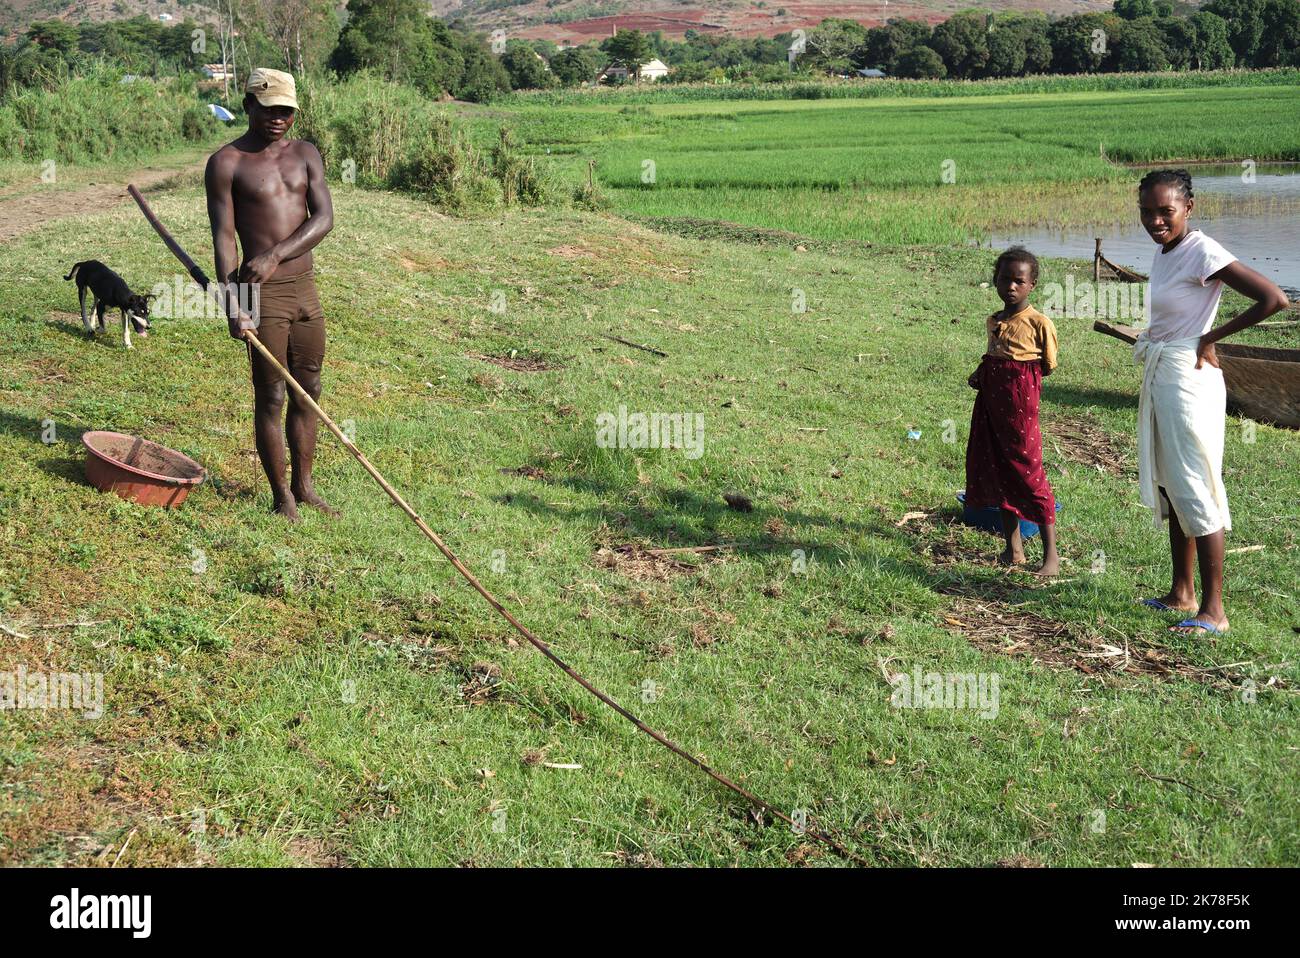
[1,81,1297,867]
[480,85,1300,245]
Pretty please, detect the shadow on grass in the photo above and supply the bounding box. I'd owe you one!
[494,473,1005,609]
[43,315,126,351]
[501,473,889,548]
[0,409,91,488]
[493,465,1199,661]
[1044,382,1136,413]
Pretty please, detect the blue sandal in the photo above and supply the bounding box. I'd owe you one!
[1171,618,1229,636]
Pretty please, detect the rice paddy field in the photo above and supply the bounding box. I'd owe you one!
[2,72,1298,868]
[481,83,1300,245]
[502,67,1300,106]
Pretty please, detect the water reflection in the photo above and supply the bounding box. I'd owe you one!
[984,163,1300,293]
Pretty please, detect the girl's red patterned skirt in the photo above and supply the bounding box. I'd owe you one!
[965,356,1056,526]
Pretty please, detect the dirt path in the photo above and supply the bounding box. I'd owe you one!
[0,159,205,243]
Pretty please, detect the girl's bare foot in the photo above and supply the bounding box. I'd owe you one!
[1032,553,1060,576]
[1141,591,1198,614]
[997,547,1026,566]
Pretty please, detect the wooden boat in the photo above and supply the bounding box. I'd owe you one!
[1093,321,1300,430]
[1093,238,1147,283]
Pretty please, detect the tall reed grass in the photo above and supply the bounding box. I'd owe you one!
[0,67,219,163]
[296,74,552,211]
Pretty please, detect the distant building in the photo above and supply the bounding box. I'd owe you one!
[639,58,670,81]
[598,58,670,83]
[202,64,230,81]
[158,12,172,20]
[856,68,887,78]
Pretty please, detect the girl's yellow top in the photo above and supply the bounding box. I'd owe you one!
[984,305,1058,372]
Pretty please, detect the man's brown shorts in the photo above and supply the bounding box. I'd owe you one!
[247,271,326,389]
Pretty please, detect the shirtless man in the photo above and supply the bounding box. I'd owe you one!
[205,68,335,521]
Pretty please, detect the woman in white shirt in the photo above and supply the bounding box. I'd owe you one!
[1135,169,1289,636]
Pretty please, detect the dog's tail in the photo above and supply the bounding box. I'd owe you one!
[64,262,86,281]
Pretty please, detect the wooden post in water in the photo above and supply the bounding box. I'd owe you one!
[1094,238,1102,282]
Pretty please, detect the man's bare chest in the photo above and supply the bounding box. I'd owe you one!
[232,149,309,205]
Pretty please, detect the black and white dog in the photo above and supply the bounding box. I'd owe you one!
[64,260,153,349]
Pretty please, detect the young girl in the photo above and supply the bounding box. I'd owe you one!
[1134,169,1289,636]
[965,247,1060,575]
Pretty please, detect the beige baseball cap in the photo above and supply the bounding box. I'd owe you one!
[245,68,298,110]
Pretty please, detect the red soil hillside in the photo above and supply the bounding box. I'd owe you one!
[474,1,1119,45]
[5,0,1119,49]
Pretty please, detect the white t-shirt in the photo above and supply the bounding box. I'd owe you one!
[1145,229,1237,342]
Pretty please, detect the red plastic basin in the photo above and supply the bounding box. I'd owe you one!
[81,430,206,508]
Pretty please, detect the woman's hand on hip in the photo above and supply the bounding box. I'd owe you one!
[1195,335,1219,370]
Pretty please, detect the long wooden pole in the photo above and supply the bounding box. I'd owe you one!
[127,185,866,865]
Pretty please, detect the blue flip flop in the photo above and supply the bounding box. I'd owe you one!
[1171,618,1229,636]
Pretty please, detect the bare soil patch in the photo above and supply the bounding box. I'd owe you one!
[593,542,722,581]
[397,250,452,272]
[498,465,549,481]
[938,588,1255,689]
[459,661,504,704]
[547,244,598,259]
[995,854,1045,868]
[1042,410,1133,477]
[286,836,347,867]
[895,512,995,568]
[0,159,206,243]
[470,352,561,372]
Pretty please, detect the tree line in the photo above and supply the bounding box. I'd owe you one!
[654,0,1298,84]
[1,0,511,101]
[3,0,1297,102]
[836,0,1300,80]
[511,0,1300,87]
